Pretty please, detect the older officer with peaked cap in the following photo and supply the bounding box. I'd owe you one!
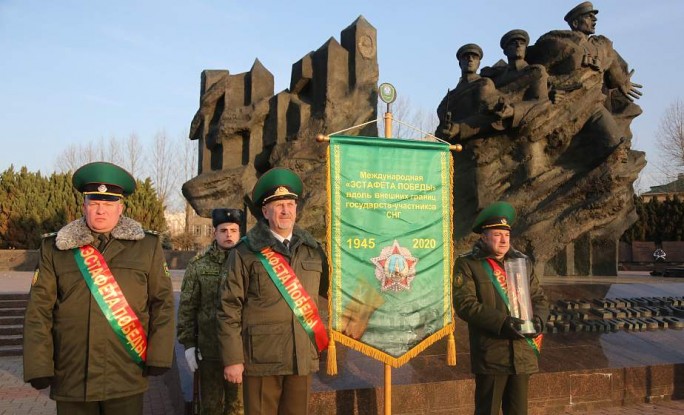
[178,208,245,415]
[217,167,329,415]
[453,201,549,415]
[23,161,175,415]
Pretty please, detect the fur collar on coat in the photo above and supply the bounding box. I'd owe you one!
[54,216,145,251]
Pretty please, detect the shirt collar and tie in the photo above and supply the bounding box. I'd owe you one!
[270,230,293,252]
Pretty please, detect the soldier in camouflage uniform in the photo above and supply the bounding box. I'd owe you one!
[178,208,244,415]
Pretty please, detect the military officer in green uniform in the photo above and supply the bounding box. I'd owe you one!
[217,167,329,415]
[23,161,175,415]
[177,208,245,415]
[453,201,549,415]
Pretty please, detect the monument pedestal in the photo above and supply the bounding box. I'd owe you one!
[311,278,684,414]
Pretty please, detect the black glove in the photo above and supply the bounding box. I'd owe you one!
[29,377,53,390]
[526,316,544,338]
[501,316,525,339]
[144,366,169,377]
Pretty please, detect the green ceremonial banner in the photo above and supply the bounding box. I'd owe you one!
[326,135,455,369]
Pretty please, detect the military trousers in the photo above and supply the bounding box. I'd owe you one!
[474,373,530,415]
[56,392,143,415]
[243,374,311,415]
[198,359,243,415]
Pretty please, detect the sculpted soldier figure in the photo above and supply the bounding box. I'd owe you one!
[454,201,549,415]
[217,167,329,415]
[528,1,642,157]
[23,161,175,415]
[177,208,245,415]
[436,43,514,142]
[482,29,549,104]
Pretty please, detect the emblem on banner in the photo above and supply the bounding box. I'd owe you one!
[371,240,418,292]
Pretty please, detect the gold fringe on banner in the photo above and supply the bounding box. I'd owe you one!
[331,323,455,368]
[325,145,338,376]
[327,339,338,375]
[325,138,458,371]
[447,151,457,367]
[447,332,457,366]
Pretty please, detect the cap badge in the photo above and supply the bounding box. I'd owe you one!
[501,218,508,225]
[97,184,108,193]
[274,186,290,197]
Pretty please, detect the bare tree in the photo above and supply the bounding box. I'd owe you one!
[657,99,684,168]
[54,141,101,173]
[54,143,81,173]
[124,133,145,178]
[149,130,176,209]
[106,135,123,167]
[377,95,439,140]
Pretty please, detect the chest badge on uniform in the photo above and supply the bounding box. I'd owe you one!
[31,269,39,286]
[163,262,170,278]
[455,272,464,288]
[371,240,418,292]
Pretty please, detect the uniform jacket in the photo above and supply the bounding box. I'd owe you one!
[453,239,549,375]
[23,217,175,402]
[528,30,630,91]
[217,220,328,377]
[177,240,229,361]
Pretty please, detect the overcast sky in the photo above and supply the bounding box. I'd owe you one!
[2,0,682,192]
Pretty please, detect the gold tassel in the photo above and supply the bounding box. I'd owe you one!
[327,339,338,375]
[447,332,457,366]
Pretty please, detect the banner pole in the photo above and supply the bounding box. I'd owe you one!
[384,107,393,139]
[385,363,392,415]
[384,100,393,415]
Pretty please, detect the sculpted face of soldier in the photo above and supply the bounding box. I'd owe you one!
[573,12,597,35]
[458,52,481,75]
[83,198,124,234]
[262,199,297,238]
[215,222,240,250]
[504,38,527,61]
[481,229,510,260]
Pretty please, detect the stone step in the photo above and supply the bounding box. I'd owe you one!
[0,344,22,357]
[0,299,28,309]
[0,293,30,301]
[0,308,26,317]
[0,315,24,325]
[0,325,23,335]
[0,334,23,346]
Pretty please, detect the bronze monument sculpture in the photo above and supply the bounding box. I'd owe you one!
[184,3,644,276]
[182,16,379,238]
[436,1,644,276]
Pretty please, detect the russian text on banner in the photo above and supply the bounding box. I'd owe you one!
[326,135,455,371]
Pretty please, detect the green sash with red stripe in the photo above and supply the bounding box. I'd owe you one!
[254,246,329,353]
[483,258,542,356]
[73,245,148,367]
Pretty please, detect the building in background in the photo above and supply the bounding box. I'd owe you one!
[641,174,684,202]
[164,210,213,249]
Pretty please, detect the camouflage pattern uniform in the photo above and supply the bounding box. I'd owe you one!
[178,241,243,415]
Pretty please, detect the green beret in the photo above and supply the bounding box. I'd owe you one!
[472,201,516,234]
[564,1,598,23]
[500,29,529,49]
[252,167,303,207]
[456,43,483,61]
[72,162,136,200]
[212,208,244,227]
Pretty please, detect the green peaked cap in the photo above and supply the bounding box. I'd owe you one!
[72,161,136,198]
[472,201,516,234]
[252,167,303,207]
